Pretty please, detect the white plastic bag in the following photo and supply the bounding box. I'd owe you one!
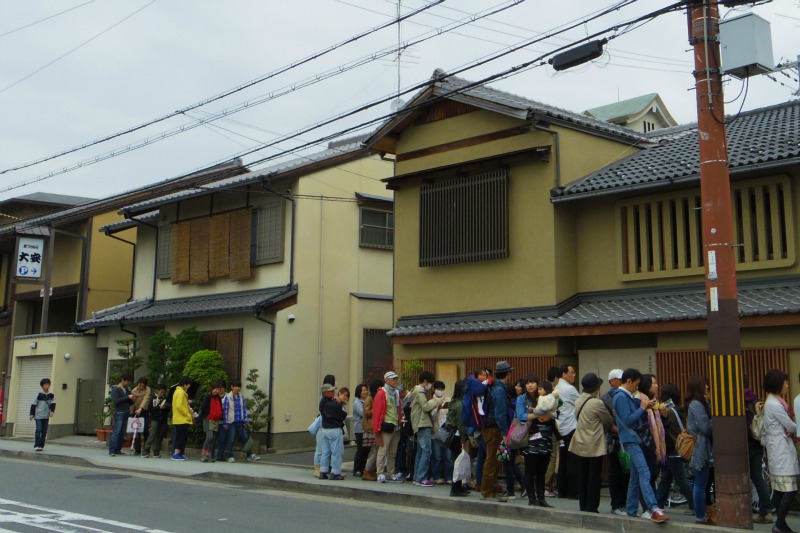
[452,449,471,483]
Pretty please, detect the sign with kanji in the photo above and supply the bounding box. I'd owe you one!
[16,237,44,279]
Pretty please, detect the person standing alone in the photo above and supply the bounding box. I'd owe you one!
[29,378,55,451]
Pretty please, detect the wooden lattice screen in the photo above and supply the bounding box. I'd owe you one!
[656,348,788,404]
[465,356,559,385]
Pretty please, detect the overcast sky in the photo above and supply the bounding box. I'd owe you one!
[0,0,797,205]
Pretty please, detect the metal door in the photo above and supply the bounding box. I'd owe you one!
[15,356,53,438]
[76,379,104,434]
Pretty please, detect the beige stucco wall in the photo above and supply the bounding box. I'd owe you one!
[85,212,135,320]
[347,296,393,389]
[7,334,103,434]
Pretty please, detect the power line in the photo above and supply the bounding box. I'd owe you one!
[0,0,96,39]
[0,0,524,188]
[0,0,443,175]
[0,0,156,95]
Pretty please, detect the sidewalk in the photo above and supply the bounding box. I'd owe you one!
[0,435,792,533]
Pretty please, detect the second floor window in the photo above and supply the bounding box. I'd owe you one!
[419,168,509,267]
[360,208,394,249]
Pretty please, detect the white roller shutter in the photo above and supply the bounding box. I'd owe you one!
[15,356,53,438]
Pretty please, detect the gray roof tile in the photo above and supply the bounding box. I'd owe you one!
[555,101,800,201]
[76,285,296,330]
[388,276,800,337]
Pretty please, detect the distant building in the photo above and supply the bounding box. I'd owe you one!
[584,93,677,133]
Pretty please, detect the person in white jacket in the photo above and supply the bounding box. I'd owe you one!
[762,369,800,533]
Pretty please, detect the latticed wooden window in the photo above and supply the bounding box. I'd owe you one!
[420,169,509,267]
[202,329,243,383]
[362,329,392,384]
[617,175,794,280]
[253,197,284,265]
[156,223,172,279]
[360,208,394,249]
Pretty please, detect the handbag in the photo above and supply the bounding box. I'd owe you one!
[617,448,631,474]
[674,430,696,461]
[507,419,531,450]
[453,450,471,483]
[496,439,511,462]
[308,415,321,436]
[434,426,455,447]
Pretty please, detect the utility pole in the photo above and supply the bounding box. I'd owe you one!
[687,0,751,528]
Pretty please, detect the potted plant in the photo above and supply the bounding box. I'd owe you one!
[95,395,114,442]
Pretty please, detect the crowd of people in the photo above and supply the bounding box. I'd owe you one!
[313,363,800,532]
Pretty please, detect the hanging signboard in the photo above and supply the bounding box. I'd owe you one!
[15,237,45,279]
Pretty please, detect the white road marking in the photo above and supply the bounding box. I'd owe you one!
[0,498,174,533]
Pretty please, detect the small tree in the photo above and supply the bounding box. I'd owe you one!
[245,368,271,434]
[109,338,143,385]
[147,327,204,387]
[400,359,424,391]
[183,349,228,445]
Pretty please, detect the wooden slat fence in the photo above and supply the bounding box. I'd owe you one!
[465,356,559,385]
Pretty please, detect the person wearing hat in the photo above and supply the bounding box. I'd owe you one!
[481,360,514,502]
[568,372,613,513]
[372,371,404,483]
[601,369,629,515]
[319,384,349,480]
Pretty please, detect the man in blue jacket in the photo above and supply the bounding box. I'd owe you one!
[612,368,669,523]
[481,361,512,503]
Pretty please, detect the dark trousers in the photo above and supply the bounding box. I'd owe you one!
[353,433,368,474]
[173,424,189,454]
[34,418,49,448]
[144,419,168,455]
[577,455,604,512]
[504,448,524,495]
[524,452,550,503]
[655,456,693,510]
[607,447,630,510]
[557,430,578,498]
[772,490,797,531]
[749,445,774,516]
[481,427,502,498]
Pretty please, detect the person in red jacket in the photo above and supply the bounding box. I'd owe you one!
[373,371,404,483]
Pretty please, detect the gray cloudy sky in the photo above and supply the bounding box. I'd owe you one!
[0,0,797,204]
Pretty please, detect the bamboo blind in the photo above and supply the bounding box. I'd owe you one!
[171,221,190,284]
[655,348,788,405]
[229,208,252,281]
[209,212,230,279]
[189,218,210,284]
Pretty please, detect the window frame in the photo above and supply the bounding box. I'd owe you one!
[359,206,394,250]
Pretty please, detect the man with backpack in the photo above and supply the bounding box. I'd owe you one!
[481,361,513,502]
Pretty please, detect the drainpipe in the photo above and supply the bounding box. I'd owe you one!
[530,113,562,189]
[137,220,159,301]
[254,311,276,451]
[259,182,296,288]
[118,322,138,377]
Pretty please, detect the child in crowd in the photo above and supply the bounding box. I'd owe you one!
[221,379,260,463]
[200,381,223,462]
[533,385,560,416]
[142,384,169,458]
[29,378,55,451]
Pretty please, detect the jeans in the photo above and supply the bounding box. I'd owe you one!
[504,449,524,495]
[34,418,49,448]
[624,443,658,516]
[655,456,693,509]
[320,427,344,475]
[313,428,324,466]
[577,455,604,512]
[414,428,433,482]
[558,430,578,498]
[109,411,129,455]
[481,427,502,498]
[432,438,453,482]
[224,422,250,459]
[749,445,774,516]
[693,465,710,520]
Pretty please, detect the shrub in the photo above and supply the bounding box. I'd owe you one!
[245,368,271,434]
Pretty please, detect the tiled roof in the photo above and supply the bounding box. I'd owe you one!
[121,139,371,216]
[75,286,296,331]
[554,100,800,202]
[0,192,95,208]
[388,276,800,337]
[584,93,658,122]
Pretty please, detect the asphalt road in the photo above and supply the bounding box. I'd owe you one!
[0,457,589,533]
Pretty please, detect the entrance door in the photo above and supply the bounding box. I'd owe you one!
[15,356,53,438]
[76,379,105,434]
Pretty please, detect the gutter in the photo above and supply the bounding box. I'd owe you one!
[529,113,561,189]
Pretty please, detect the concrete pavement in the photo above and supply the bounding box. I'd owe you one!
[0,435,792,533]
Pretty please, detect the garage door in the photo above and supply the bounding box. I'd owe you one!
[15,356,53,438]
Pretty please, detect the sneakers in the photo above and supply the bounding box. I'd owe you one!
[640,511,652,520]
[152,453,161,458]
[650,509,669,523]
[753,514,774,524]
[544,489,558,498]
[329,474,345,481]
[611,508,627,516]
[377,473,387,483]
[247,454,260,462]
[390,472,405,483]
[413,480,435,487]
[33,447,43,452]
[227,457,236,463]
[141,453,149,458]
[171,453,187,461]
[481,494,508,503]
[434,478,445,485]
[200,456,210,463]
[319,473,329,480]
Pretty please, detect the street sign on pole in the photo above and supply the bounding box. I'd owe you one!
[15,237,44,279]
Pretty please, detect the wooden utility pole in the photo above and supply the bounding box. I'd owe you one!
[687,1,751,528]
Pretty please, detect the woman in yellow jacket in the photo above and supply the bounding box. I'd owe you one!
[171,376,194,461]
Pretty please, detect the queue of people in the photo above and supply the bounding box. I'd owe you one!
[316,363,800,532]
